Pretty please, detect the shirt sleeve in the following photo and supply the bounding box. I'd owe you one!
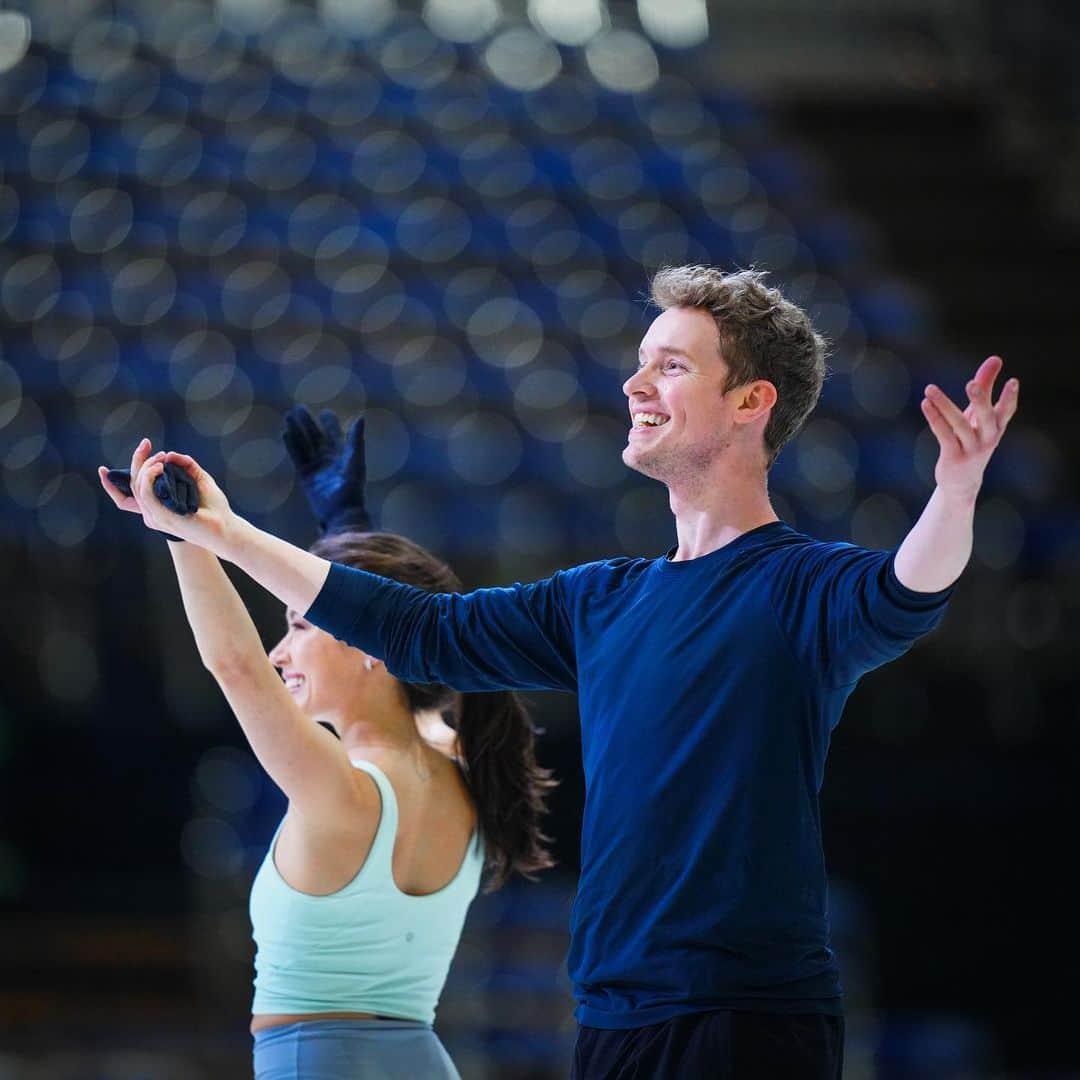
[303,562,578,693]
[768,541,953,689]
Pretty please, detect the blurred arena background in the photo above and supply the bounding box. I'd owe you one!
[0,0,1077,1076]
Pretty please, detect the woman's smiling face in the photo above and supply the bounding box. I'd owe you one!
[268,610,370,726]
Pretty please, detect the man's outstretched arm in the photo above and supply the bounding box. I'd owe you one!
[109,442,577,693]
[894,355,1019,593]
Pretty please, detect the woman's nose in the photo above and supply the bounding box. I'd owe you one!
[268,636,288,666]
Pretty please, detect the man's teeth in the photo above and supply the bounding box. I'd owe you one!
[284,675,304,689]
[633,414,668,427]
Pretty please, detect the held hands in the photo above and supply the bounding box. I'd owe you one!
[921,356,1019,500]
[282,406,372,534]
[98,438,236,555]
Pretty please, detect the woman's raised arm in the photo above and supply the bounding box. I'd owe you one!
[98,445,368,823]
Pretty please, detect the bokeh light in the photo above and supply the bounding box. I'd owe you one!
[379,483,448,553]
[111,258,177,326]
[528,0,605,47]
[392,337,468,409]
[0,397,48,471]
[226,436,294,515]
[194,747,260,816]
[244,126,316,191]
[3,254,62,322]
[467,298,545,369]
[0,12,31,76]
[851,348,912,419]
[1004,582,1061,650]
[850,493,911,550]
[396,197,472,263]
[637,0,709,49]
[28,118,90,184]
[796,419,860,495]
[99,402,166,466]
[460,133,538,201]
[319,0,397,40]
[561,416,628,488]
[69,188,135,255]
[378,25,457,90]
[497,487,564,556]
[363,409,412,483]
[484,27,562,92]
[0,360,23,429]
[4,442,63,510]
[424,0,500,44]
[221,262,291,330]
[447,412,523,486]
[974,497,1026,570]
[38,626,100,705]
[585,30,660,94]
[180,817,245,879]
[53,324,120,398]
[37,473,99,547]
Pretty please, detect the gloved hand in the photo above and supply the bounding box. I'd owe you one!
[281,405,372,534]
[104,462,199,541]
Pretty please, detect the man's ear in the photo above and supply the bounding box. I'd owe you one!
[733,380,778,425]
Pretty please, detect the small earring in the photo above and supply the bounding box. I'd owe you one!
[364,658,375,671]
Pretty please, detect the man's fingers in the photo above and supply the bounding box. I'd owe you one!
[920,397,962,453]
[924,385,977,451]
[964,378,997,440]
[971,355,1003,393]
[994,377,1020,429]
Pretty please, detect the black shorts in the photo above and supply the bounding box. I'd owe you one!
[572,1009,845,1079]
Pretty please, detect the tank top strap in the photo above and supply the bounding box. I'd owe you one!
[349,758,399,879]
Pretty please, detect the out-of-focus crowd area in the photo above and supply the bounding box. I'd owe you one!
[1,0,1077,1076]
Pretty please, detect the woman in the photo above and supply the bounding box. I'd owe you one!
[99,438,554,1079]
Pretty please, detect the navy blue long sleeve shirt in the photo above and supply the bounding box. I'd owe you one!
[305,521,952,1028]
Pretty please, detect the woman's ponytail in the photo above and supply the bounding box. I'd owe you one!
[310,531,557,890]
[454,690,556,891]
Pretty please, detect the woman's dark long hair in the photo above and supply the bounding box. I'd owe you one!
[310,531,556,890]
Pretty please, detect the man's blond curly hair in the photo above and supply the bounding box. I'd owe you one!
[650,266,827,466]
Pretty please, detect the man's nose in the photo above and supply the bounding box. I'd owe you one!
[623,367,652,397]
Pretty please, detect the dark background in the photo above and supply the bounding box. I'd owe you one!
[1,0,1077,1076]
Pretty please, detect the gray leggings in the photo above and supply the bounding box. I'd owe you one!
[253,1019,461,1079]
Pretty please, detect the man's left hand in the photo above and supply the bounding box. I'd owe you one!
[921,355,1019,500]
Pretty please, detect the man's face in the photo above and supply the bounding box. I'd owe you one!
[622,306,736,484]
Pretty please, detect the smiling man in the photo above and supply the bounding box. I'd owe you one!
[117,265,1018,1079]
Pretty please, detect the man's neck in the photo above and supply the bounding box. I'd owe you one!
[667,468,778,562]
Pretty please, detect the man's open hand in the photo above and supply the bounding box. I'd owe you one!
[921,356,1019,500]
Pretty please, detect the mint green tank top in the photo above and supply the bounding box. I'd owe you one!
[249,759,485,1023]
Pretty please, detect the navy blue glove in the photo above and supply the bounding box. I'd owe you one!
[105,463,199,542]
[281,406,372,535]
